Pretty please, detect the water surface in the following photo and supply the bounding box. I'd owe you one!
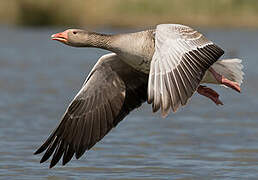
[0,26,257,180]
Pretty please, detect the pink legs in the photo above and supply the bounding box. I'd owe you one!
[197,67,241,105]
[209,67,241,93]
[197,85,223,105]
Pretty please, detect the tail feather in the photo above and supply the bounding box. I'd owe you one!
[211,58,244,86]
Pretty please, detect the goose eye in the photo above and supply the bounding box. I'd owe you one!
[73,31,77,35]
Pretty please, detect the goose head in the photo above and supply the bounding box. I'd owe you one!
[51,29,91,47]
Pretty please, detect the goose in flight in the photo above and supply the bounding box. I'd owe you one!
[34,24,244,168]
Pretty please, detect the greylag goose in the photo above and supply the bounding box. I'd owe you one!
[34,24,244,168]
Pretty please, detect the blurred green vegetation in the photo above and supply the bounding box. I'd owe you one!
[1,0,258,28]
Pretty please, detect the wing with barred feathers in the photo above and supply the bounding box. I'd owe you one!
[148,24,224,116]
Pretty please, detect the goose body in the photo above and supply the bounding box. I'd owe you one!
[35,24,244,168]
[109,30,155,73]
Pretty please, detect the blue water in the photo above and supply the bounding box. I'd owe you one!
[0,26,258,179]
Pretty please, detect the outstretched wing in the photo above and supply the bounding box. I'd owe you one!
[34,53,148,168]
[148,24,224,116]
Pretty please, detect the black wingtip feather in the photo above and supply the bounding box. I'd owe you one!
[75,148,86,159]
[34,137,54,155]
[62,144,75,165]
[62,152,74,166]
[34,148,42,155]
[40,137,59,163]
[49,163,54,169]
[49,141,65,168]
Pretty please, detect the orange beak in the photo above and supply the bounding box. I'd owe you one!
[51,31,68,43]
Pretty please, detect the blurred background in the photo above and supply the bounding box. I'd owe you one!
[1,0,258,179]
[1,0,258,28]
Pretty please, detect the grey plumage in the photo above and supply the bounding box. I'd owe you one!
[34,53,148,168]
[35,24,233,168]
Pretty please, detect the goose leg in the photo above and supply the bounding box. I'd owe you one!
[209,67,241,93]
[197,85,223,105]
